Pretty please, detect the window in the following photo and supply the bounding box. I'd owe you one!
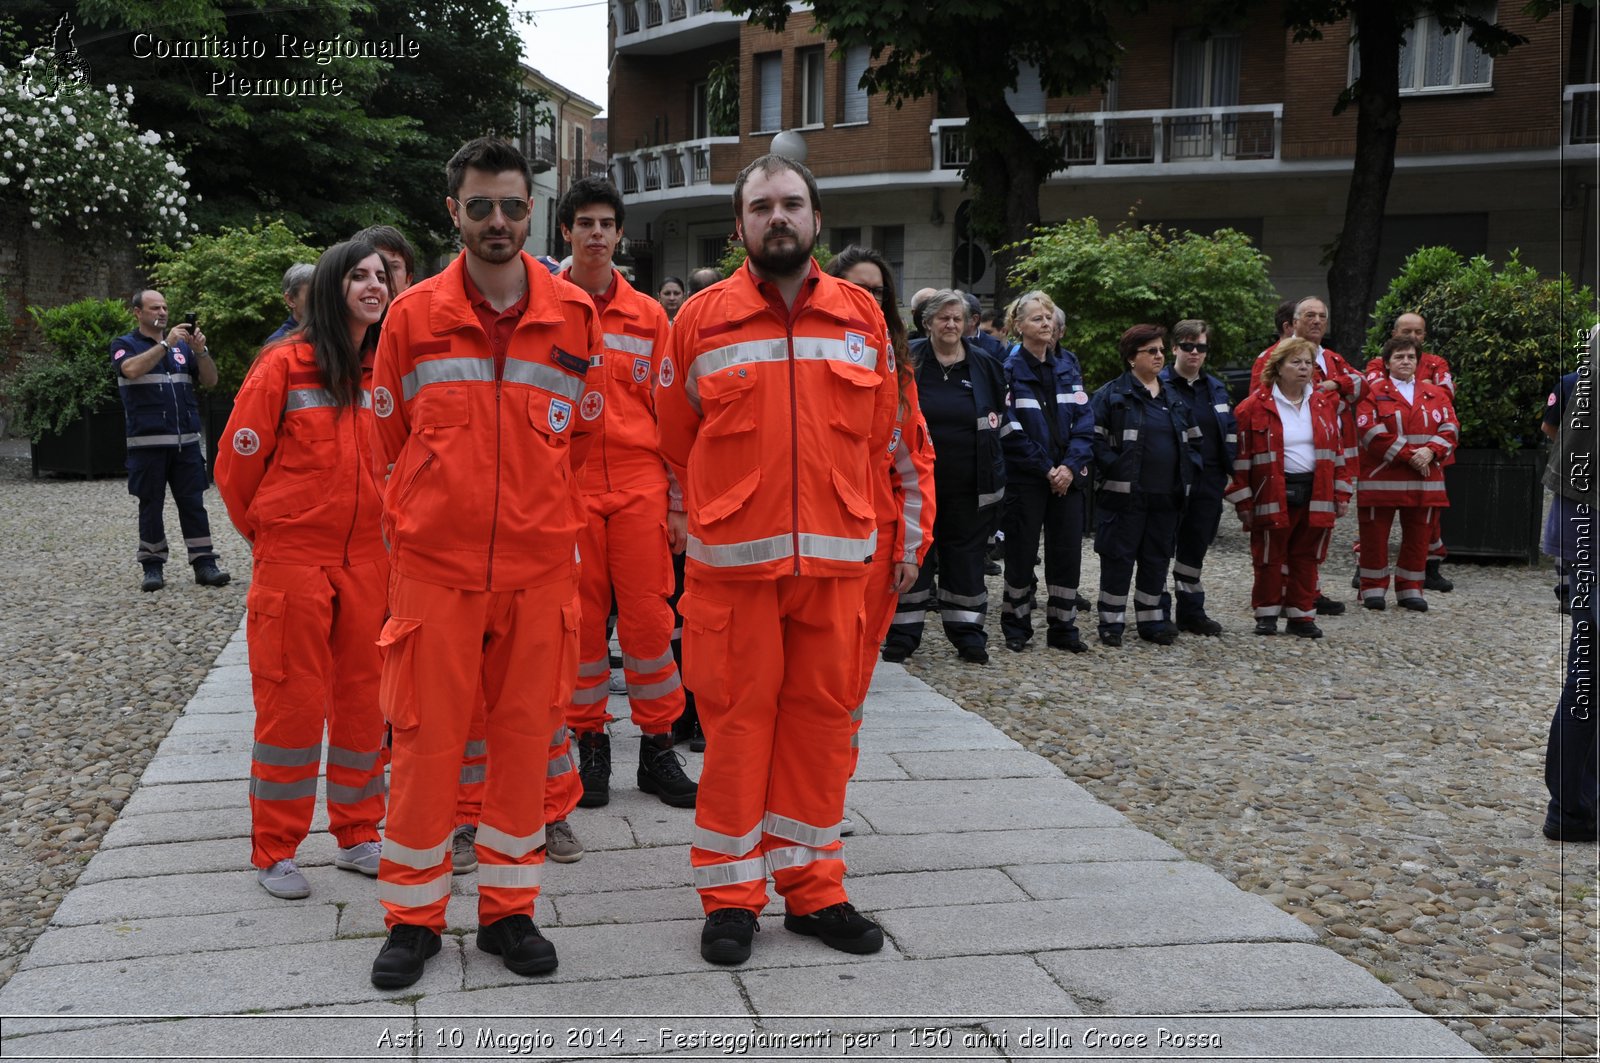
[1172,31,1241,108]
[1005,63,1045,116]
[874,225,905,302]
[1353,4,1496,94]
[692,81,709,140]
[841,44,870,123]
[755,52,782,132]
[574,125,585,164]
[698,235,726,269]
[830,227,862,252]
[800,47,826,127]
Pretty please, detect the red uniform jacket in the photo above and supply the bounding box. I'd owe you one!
[370,252,605,591]
[1354,377,1456,508]
[1227,385,1352,529]
[880,372,936,568]
[1363,351,1454,395]
[655,261,898,580]
[1252,341,1364,466]
[215,339,386,566]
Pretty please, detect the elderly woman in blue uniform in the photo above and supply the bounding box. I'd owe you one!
[1089,324,1203,646]
[998,291,1096,653]
[1158,319,1238,635]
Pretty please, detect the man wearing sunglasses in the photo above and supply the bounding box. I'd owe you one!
[368,137,605,990]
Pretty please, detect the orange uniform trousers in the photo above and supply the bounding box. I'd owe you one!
[376,572,579,931]
[681,573,866,917]
[850,540,899,774]
[453,697,581,829]
[568,485,683,735]
[246,558,388,869]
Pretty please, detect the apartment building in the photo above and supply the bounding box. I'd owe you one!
[607,2,1598,307]
[518,64,607,259]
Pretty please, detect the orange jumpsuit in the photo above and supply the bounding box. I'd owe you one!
[656,262,896,918]
[1365,351,1456,561]
[562,268,683,736]
[215,340,388,871]
[370,252,603,932]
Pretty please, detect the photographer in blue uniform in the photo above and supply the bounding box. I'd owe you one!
[111,289,230,592]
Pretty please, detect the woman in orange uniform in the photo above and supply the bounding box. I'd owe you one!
[216,240,392,899]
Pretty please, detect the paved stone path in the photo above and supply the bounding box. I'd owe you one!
[0,622,1484,1061]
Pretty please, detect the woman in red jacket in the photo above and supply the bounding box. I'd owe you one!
[216,240,391,900]
[1227,337,1352,638]
[1353,335,1456,611]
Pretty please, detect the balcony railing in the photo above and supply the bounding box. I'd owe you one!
[613,0,740,50]
[533,135,557,170]
[1565,84,1600,146]
[611,136,742,198]
[933,105,1283,172]
[587,159,610,178]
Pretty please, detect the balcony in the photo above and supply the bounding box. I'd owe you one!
[933,105,1283,175]
[532,135,557,173]
[612,136,742,199]
[1565,84,1600,147]
[613,0,741,54]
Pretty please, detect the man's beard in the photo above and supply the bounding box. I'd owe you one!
[465,226,524,265]
[745,226,815,276]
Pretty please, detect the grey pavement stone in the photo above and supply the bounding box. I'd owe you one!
[848,752,909,781]
[845,827,1184,875]
[849,778,1128,834]
[121,780,256,816]
[543,808,639,850]
[180,694,253,716]
[614,809,695,848]
[102,805,255,848]
[138,750,251,784]
[0,1007,408,1063]
[864,665,924,692]
[878,893,1317,959]
[51,862,386,927]
[744,955,1080,1035]
[858,728,1023,753]
[166,712,257,736]
[891,748,1061,780]
[155,729,255,756]
[847,868,1030,912]
[333,892,487,939]
[1004,859,1243,901]
[79,837,260,884]
[20,904,340,970]
[544,884,696,928]
[553,844,693,893]
[1036,943,1408,1013]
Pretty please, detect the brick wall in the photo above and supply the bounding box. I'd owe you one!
[609,41,740,153]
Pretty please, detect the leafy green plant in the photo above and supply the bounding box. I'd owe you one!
[1362,246,1468,359]
[705,58,740,138]
[147,219,323,394]
[1007,216,1277,388]
[0,298,131,440]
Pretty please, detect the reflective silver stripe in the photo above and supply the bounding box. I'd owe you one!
[478,862,541,889]
[1014,397,1041,409]
[977,489,1004,507]
[1134,609,1164,621]
[1002,583,1031,598]
[549,726,571,748]
[893,428,928,564]
[377,875,452,908]
[1255,503,1282,517]
[477,822,546,859]
[623,649,676,673]
[792,334,879,372]
[183,536,212,548]
[940,608,983,623]
[577,658,610,678]
[1224,433,1238,445]
[1309,500,1337,513]
[693,855,768,889]
[572,684,611,705]
[127,433,203,447]
[1046,606,1075,621]
[1232,458,1251,473]
[252,741,322,767]
[1358,480,1447,492]
[939,589,987,608]
[1184,426,1202,440]
[1099,609,1126,624]
[360,389,372,409]
[463,739,487,758]
[1396,587,1425,601]
[1361,587,1387,600]
[849,704,865,723]
[1046,585,1077,599]
[284,388,338,412]
[327,777,386,804]
[248,777,318,801]
[1174,578,1200,594]
[975,416,996,430]
[382,836,451,869]
[1360,424,1385,446]
[1383,437,1405,462]
[763,812,842,848]
[890,610,924,625]
[1099,590,1128,606]
[1223,486,1252,504]
[1254,606,1281,618]
[1172,563,1200,580]
[1094,425,1110,438]
[1427,435,1452,449]
[547,751,575,777]
[693,821,763,857]
[327,745,379,771]
[459,764,487,785]
[1214,402,1230,414]
[1002,599,1032,617]
[765,844,840,875]
[1404,433,1435,443]
[692,338,789,381]
[1252,451,1278,466]
[1396,567,1426,581]
[605,333,654,356]
[688,530,877,568]
[503,356,586,402]
[850,732,860,750]
[1102,480,1131,493]
[118,372,192,387]
[1056,393,1073,403]
[627,674,682,700]
[1358,567,1390,578]
[802,530,876,562]
[401,356,494,399]
[1284,606,1315,619]
[900,588,935,605]
[1122,428,1139,441]
[999,421,1019,437]
[1134,590,1162,606]
[1314,448,1338,461]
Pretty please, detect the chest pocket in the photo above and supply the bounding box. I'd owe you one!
[609,347,654,394]
[415,387,470,432]
[278,413,336,471]
[825,358,879,439]
[527,390,573,449]
[699,369,759,438]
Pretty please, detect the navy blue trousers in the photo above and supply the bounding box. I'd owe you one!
[1094,494,1180,637]
[1000,479,1085,643]
[1546,501,1599,831]
[1172,474,1226,622]
[127,444,216,567]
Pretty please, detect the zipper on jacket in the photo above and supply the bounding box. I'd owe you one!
[787,319,801,575]
[342,409,359,567]
[487,370,503,591]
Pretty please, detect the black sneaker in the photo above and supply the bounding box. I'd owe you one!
[1363,597,1386,610]
[140,565,164,593]
[1177,615,1222,636]
[193,560,231,587]
[1542,816,1598,843]
[476,914,558,976]
[576,730,611,808]
[1424,560,1454,592]
[1287,619,1324,639]
[638,733,697,808]
[783,901,884,955]
[1254,617,1278,636]
[956,644,989,664]
[371,923,441,989]
[1098,631,1123,647]
[1398,597,1429,612]
[701,907,758,965]
[983,558,1002,576]
[1313,594,1344,616]
[1047,630,1087,653]
[880,644,911,664]
[1004,637,1028,653]
[1138,627,1177,646]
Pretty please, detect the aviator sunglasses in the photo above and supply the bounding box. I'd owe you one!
[454,196,532,222]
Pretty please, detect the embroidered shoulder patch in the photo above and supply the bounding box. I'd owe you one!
[553,348,590,376]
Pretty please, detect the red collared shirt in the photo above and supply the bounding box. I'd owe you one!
[462,267,530,374]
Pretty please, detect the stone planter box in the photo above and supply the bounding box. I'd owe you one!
[1438,447,1546,564]
[30,407,126,479]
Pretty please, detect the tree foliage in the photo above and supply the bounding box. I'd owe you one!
[0,298,129,439]
[1008,217,1277,388]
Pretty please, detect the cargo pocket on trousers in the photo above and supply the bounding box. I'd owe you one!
[246,584,288,684]
[376,616,424,732]
[676,592,733,709]
[557,598,582,706]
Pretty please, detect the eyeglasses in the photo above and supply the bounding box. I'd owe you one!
[856,284,885,300]
[1135,345,1165,356]
[455,197,532,222]
[1176,342,1209,354]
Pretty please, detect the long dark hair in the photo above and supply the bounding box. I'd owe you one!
[824,245,916,413]
[302,240,384,408]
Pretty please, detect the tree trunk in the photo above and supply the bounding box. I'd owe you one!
[963,88,1051,311]
[1326,1,1405,358]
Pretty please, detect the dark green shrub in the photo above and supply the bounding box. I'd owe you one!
[0,298,131,440]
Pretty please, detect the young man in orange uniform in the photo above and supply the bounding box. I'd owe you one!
[556,177,695,816]
[656,154,898,966]
[367,137,604,989]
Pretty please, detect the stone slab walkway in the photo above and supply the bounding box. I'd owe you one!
[0,623,1484,1061]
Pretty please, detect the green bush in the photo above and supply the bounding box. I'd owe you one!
[717,238,833,279]
[0,298,131,440]
[1379,250,1596,452]
[1007,217,1277,388]
[1362,246,1467,359]
[147,219,322,394]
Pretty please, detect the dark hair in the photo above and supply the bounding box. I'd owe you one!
[732,153,821,216]
[1172,318,1207,344]
[660,276,685,291]
[298,240,384,408]
[352,225,416,283]
[1381,335,1420,364]
[825,245,917,411]
[688,267,722,294]
[1118,323,1167,364]
[445,137,532,199]
[1274,298,1297,336]
[557,176,626,231]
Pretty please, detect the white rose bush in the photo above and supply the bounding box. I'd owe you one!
[0,54,197,246]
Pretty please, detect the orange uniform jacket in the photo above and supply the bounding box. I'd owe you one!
[1227,386,1353,529]
[371,253,605,590]
[1354,377,1457,508]
[215,339,386,564]
[655,263,898,580]
[579,270,673,494]
[881,375,936,569]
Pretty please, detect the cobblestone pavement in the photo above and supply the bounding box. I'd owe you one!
[0,443,1594,1057]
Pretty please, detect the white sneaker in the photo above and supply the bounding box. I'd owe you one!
[257,859,310,899]
[840,816,856,837]
[608,671,627,696]
[334,840,382,876]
